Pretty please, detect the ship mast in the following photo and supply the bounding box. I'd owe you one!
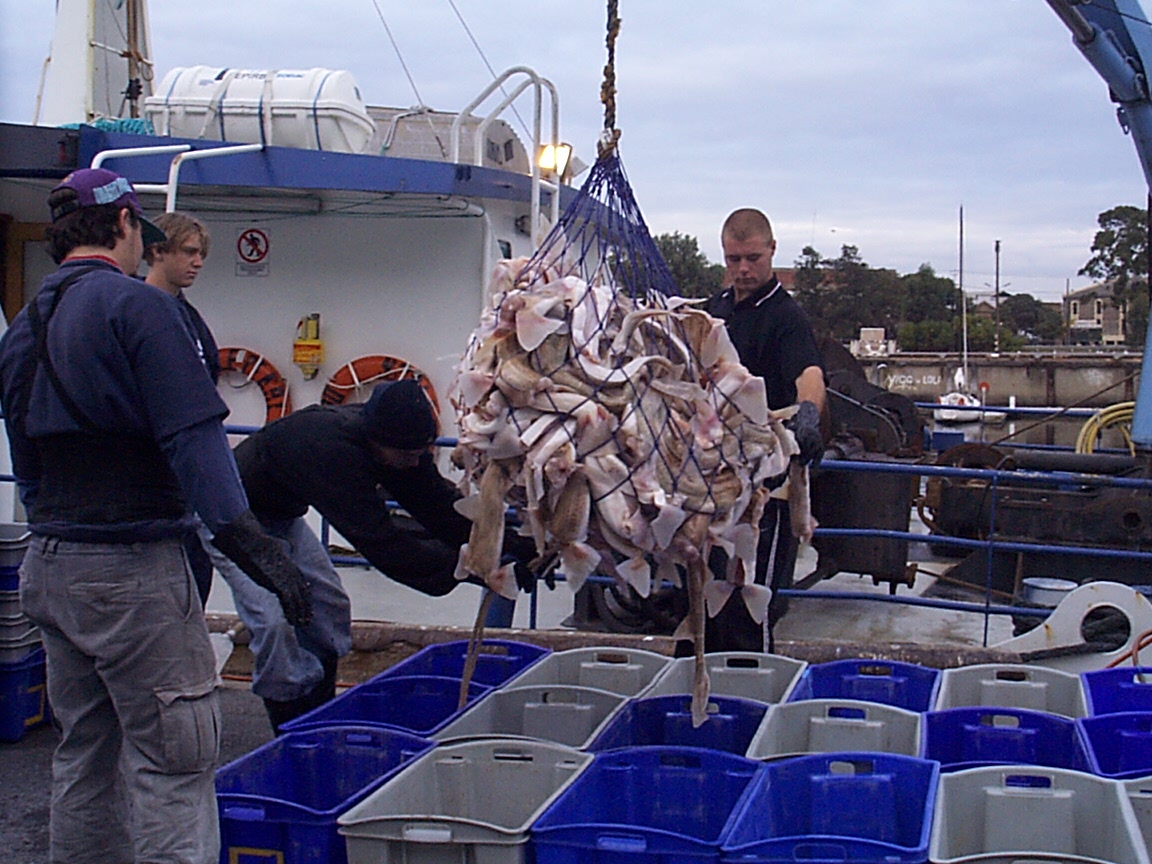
[35,0,153,126]
[959,205,968,392]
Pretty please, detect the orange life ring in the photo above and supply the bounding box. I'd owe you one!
[218,347,292,425]
[320,354,441,429]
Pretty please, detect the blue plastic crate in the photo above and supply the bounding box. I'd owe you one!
[587,695,767,756]
[280,674,491,736]
[922,707,1089,773]
[787,660,941,713]
[532,747,762,864]
[0,646,50,742]
[0,565,19,593]
[1079,711,1152,779]
[722,752,939,864]
[1082,666,1152,715]
[216,725,434,864]
[373,639,550,688]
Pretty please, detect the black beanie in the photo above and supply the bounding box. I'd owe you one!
[361,380,437,448]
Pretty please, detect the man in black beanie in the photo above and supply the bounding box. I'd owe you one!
[203,379,523,731]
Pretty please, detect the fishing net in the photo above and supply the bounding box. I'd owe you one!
[451,0,809,722]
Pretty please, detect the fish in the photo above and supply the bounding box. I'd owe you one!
[456,459,518,600]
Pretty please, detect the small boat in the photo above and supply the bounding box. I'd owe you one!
[933,391,1007,425]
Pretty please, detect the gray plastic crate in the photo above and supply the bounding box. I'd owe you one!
[935,664,1088,718]
[1125,778,1152,860]
[641,652,806,705]
[507,647,670,697]
[930,765,1150,864]
[0,619,39,663]
[0,590,19,618]
[0,611,32,633]
[0,638,40,664]
[338,738,592,864]
[432,685,626,749]
[0,524,29,567]
[746,697,921,760]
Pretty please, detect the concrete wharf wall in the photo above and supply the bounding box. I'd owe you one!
[857,352,1143,407]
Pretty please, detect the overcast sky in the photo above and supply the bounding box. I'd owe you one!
[2,1,1149,301]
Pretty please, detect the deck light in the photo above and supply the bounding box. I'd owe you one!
[538,142,572,179]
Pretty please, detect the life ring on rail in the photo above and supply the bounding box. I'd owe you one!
[217,347,292,425]
[320,354,441,429]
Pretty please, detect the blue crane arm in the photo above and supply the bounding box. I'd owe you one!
[1049,0,1152,186]
[1048,0,1152,446]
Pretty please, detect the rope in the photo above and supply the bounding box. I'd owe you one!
[368,0,429,113]
[599,0,622,158]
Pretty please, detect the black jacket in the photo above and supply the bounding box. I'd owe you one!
[234,404,472,596]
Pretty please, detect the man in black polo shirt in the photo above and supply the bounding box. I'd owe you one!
[703,207,827,651]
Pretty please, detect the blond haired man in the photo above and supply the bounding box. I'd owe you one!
[145,212,221,603]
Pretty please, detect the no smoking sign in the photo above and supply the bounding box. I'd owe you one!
[236,227,270,276]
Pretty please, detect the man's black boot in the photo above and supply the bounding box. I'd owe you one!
[262,655,339,734]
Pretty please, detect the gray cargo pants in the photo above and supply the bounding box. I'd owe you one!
[20,535,221,864]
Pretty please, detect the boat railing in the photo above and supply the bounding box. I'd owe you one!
[914,401,1100,419]
[91,141,264,212]
[248,428,1147,640]
[449,66,560,239]
[1,420,1140,642]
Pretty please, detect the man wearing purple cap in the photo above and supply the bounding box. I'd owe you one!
[0,168,312,864]
[201,379,536,732]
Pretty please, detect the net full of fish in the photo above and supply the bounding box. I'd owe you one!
[450,255,816,725]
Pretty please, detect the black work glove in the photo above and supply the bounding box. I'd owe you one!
[785,400,824,467]
[212,510,313,627]
[501,553,537,594]
[500,532,541,593]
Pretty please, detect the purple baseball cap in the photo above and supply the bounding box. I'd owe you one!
[49,168,166,247]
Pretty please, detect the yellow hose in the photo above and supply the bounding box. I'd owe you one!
[1075,401,1135,455]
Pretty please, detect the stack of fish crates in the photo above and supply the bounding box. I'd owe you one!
[214,639,1152,863]
[217,639,554,864]
[926,662,1150,863]
[1076,666,1152,864]
[216,726,435,864]
[719,659,941,863]
[516,651,805,864]
[280,639,550,737]
[0,524,48,742]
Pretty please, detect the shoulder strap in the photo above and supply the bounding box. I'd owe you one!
[25,266,103,433]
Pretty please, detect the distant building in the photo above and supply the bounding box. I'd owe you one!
[776,268,796,292]
[850,327,896,357]
[1064,281,1127,346]
[970,299,995,322]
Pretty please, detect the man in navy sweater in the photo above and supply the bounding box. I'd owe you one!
[0,168,309,864]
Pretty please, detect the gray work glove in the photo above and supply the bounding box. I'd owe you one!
[212,510,313,627]
[785,400,824,466]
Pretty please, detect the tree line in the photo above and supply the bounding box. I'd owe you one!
[656,204,1152,349]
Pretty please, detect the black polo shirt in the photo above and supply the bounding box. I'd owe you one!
[705,276,824,411]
